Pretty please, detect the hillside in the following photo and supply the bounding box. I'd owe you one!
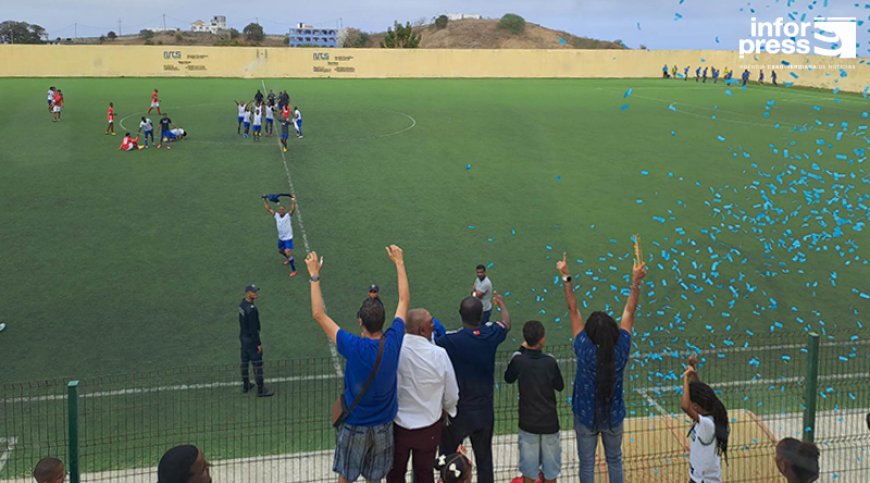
[66,18,624,50]
[367,18,626,49]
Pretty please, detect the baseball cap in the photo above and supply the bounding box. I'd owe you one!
[368,284,379,293]
[244,284,260,293]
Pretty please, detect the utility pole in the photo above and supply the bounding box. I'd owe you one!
[162,14,166,31]
[74,22,77,40]
[118,18,122,36]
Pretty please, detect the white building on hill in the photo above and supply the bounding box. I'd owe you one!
[446,13,482,20]
[190,16,226,34]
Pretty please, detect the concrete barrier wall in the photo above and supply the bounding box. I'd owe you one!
[1,45,866,92]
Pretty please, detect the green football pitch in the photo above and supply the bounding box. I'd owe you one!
[0,77,866,380]
[0,77,867,478]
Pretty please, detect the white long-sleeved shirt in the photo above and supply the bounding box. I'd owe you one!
[395,334,459,429]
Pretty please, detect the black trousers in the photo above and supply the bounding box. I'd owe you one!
[240,340,264,386]
[440,409,494,483]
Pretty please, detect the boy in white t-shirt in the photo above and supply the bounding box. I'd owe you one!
[681,354,729,483]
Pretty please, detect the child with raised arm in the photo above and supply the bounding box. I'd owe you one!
[681,353,730,483]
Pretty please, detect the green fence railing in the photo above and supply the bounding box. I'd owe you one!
[2,332,867,482]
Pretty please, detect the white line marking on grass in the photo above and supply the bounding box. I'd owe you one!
[636,388,670,418]
[378,110,416,138]
[0,437,18,473]
[0,373,341,404]
[635,371,870,395]
[261,80,343,379]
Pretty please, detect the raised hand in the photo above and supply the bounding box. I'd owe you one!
[632,260,648,284]
[557,252,570,276]
[305,251,322,276]
[386,244,404,264]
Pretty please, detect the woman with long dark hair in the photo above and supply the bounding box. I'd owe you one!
[557,251,647,483]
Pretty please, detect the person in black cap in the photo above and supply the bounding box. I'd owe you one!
[368,284,380,300]
[157,445,211,483]
[238,284,273,397]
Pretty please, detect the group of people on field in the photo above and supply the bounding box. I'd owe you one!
[235,89,302,153]
[662,64,779,86]
[105,89,187,151]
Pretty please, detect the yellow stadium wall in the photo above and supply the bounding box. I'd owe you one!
[1,45,866,92]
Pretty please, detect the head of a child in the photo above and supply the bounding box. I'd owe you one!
[435,450,472,483]
[32,457,64,483]
[688,381,730,460]
[522,320,545,349]
[775,437,820,483]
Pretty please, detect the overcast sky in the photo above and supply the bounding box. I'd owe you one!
[4,0,867,52]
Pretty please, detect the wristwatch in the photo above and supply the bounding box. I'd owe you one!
[309,275,320,282]
[562,275,572,283]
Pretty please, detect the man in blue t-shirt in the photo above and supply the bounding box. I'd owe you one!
[305,245,409,483]
[436,294,511,483]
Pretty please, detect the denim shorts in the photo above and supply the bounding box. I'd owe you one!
[333,421,394,481]
[518,429,561,480]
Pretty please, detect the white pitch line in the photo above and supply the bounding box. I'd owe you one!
[378,110,416,138]
[634,371,870,395]
[0,373,340,404]
[630,338,870,360]
[636,388,670,418]
[261,80,343,379]
[0,437,18,473]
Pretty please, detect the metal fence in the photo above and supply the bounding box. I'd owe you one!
[1,333,867,482]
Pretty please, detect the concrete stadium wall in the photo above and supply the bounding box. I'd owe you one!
[1,45,867,92]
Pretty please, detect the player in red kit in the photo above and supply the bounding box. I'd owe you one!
[147,89,161,114]
[106,102,116,135]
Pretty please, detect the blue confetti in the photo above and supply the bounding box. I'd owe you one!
[624,88,633,98]
[668,104,677,112]
[620,104,630,111]
[717,135,726,142]
[640,170,649,176]
[674,12,683,21]
[465,164,472,170]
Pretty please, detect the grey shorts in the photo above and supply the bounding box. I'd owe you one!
[333,421,394,481]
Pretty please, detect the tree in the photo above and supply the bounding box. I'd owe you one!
[0,20,46,44]
[380,21,420,48]
[435,15,449,30]
[106,31,117,41]
[139,29,154,40]
[342,28,371,48]
[498,13,526,34]
[229,28,240,39]
[243,22,264,42]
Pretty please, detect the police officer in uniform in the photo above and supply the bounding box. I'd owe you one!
[238,284,273,397]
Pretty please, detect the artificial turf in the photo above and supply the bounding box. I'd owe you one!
[0,77,866,381]
[0,76,867,478]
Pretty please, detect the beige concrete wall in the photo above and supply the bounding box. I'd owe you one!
[0,45,866,92]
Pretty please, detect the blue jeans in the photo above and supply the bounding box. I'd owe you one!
[518,429,561,480]
[574,417,623,483]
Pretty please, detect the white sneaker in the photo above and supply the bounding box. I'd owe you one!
[0,322,6,333]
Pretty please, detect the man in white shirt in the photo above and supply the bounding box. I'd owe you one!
[262,196,297,277]
[387,308,459,483]
[472,265,494,323]
[293,106,303,138]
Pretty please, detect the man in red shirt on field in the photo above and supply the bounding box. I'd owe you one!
[119,132,143,151]
[51,90,64,122]
[106,102,116,135]
[148,89,161,114]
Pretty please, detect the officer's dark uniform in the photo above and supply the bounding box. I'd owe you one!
[238,297,267,394]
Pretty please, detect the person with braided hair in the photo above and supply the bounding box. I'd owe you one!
[775,437,820,483]
[557,249,647,483]
[681,354,729,483]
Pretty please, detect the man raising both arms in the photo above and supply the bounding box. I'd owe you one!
[263,195,298,277]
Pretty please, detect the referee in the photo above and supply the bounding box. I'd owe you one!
[238,284,273,397]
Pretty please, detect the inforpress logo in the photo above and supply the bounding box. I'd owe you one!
[739,17,857,58]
